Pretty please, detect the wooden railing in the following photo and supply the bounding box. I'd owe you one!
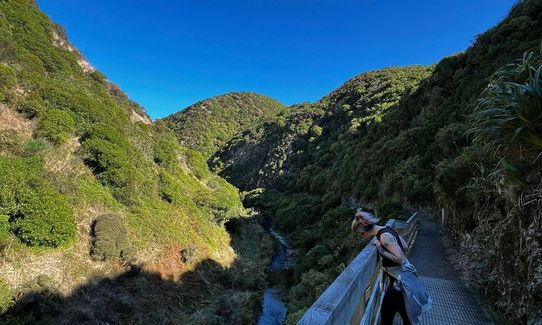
[297,212,418,325]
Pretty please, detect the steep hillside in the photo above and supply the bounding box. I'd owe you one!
[213,66,433,191]
[163,92,285,158]
[211,1,542,323]
[0,1,271,324]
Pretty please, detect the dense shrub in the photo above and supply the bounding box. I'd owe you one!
[0,63,16,101]
[152,136,178,167]
[158,171,177,203]
[80,123,152,204]
[0,278,11,313]
[320,207,352,231]
[18,52,46,75]
[0,156,76,247]
[376,199,407,220]
[13,184,76,247]
[90,214,134,262]
[434,155,474,208]
[288,270,330,313]
[37,108,75,144]
[16,92,46,119]
[0,214,10,243]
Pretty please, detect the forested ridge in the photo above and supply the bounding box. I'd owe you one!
[163,92,285,159]
[0,0,541,324]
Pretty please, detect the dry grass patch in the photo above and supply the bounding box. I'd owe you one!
[0,104,33,140]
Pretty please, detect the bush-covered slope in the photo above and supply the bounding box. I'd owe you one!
[0,1,271,323]
[211,1,542,323]
[163,91,285,158]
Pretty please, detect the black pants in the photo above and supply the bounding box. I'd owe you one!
[380,277,411,325]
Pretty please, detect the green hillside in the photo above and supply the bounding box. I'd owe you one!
[163,92,285,158]
[0,1,271,323]
[210,1,542,323]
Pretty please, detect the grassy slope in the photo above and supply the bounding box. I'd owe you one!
[211,1,542,323]
[0,1,271,323]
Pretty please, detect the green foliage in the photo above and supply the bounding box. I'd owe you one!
[309,125,323,140]
[152,135,178,168]
[0,214,10,243]
[376,199,407,220]
[0,278,12,313]
[471,51,542,151]
[81,137,137,199]
[320,207,353,231]
[18,52,46,76]
[0,156,76,247]
[164,92,285,157]
[90,214,134,262]
[434,153,475,208]
[434,123,468,157]
[288,270,330,313]
[469,49,542,187]
[16,92,45,119]
[299,244,329,273]
[37,108,75,144]
[23,138,47,156]
[13,184,76,247]
[0,64,16,102]
[80,122,154,204]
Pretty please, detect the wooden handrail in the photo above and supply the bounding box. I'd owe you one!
[297,212,419,325]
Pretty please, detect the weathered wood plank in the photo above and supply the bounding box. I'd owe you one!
[297,243,378,325]
[359,272,382,325]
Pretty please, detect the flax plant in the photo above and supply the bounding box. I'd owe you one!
[469,46,542,184]
[471,49,542,156]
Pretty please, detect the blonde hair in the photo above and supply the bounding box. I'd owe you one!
[351,208,380,234]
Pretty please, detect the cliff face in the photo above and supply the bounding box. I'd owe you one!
[208,1,542,323]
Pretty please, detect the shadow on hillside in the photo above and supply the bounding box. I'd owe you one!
[1,221,268,325]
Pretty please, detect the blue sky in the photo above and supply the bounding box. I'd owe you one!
[37,0,517,119]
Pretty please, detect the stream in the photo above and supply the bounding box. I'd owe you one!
[257,227,294,325]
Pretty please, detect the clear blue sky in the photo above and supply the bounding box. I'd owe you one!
[37,0,517,119]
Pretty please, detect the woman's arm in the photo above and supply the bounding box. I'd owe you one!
[376,233,406,265]
[399,235,409,254]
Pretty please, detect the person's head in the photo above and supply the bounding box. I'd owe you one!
[351,208,379,238]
